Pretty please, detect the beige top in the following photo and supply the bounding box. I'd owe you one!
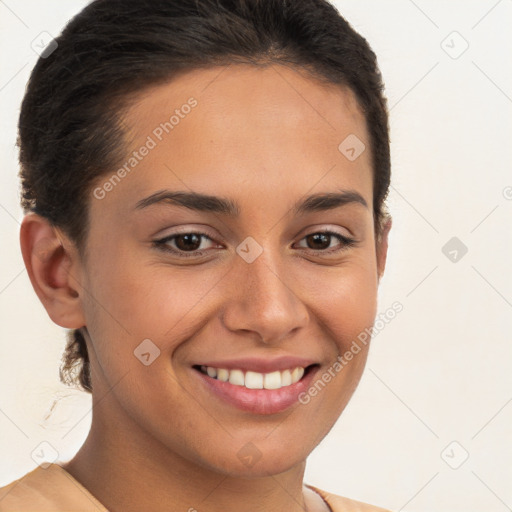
[0,464,392,512]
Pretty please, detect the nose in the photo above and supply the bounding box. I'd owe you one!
[221,248,309,344]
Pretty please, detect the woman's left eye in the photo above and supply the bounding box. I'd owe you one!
[153,230,358,258]
[294,231,357,253]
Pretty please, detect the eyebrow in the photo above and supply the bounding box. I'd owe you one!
[134,188,368,215]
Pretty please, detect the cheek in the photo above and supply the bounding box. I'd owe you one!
[295,254,379,350]
[292,257,378,415]
[325,272,378,349]
[79,249,234,388]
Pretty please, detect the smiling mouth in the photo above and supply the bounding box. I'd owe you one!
[192,364,318,391]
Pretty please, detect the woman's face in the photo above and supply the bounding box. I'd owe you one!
[74,64,389,476]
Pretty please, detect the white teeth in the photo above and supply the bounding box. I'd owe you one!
[199,365,308,390]
[291,367,304,384]
[245,371,264,389]
[281,369,292,386]
[264,371,282,390]
[228,369,244,386]
[217,368,229,382]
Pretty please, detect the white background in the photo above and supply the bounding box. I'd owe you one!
[1,1,511,511]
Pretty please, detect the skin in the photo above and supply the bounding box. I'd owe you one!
[20,63,391,512]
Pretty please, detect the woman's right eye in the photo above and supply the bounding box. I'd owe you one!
[153,232,219,258]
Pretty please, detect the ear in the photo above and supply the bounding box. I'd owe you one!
[19,213,86,329]
[376,215,392,282]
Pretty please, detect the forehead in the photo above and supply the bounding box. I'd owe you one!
[125,64,367,146]
[96,64,372,217]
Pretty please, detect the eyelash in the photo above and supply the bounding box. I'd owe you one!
[152,230,358,259]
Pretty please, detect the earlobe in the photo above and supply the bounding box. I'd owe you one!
[19,213,86,329]
[376,216,392,282]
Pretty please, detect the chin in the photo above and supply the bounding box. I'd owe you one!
[196,438,310,478]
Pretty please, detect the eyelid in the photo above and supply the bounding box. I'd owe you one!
[154,224,219,238]
[294,229,357,252]
[296,223,356,240]
[153,230,220,257]
[152,226,358,259]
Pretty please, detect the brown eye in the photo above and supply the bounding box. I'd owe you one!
[296,231,357,253]
[174,233,202,251]
[153,232,218,258]
[305,233,331,250]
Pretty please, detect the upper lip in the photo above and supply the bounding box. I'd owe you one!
[193,356,317,374]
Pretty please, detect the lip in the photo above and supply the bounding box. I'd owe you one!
[192,363,320,415]
[193,356,317,373]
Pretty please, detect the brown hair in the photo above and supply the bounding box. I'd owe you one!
[18,0,391,393]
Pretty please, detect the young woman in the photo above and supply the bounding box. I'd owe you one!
[0,0,393,510]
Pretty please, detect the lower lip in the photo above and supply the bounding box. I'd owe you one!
[192,366,319,415]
